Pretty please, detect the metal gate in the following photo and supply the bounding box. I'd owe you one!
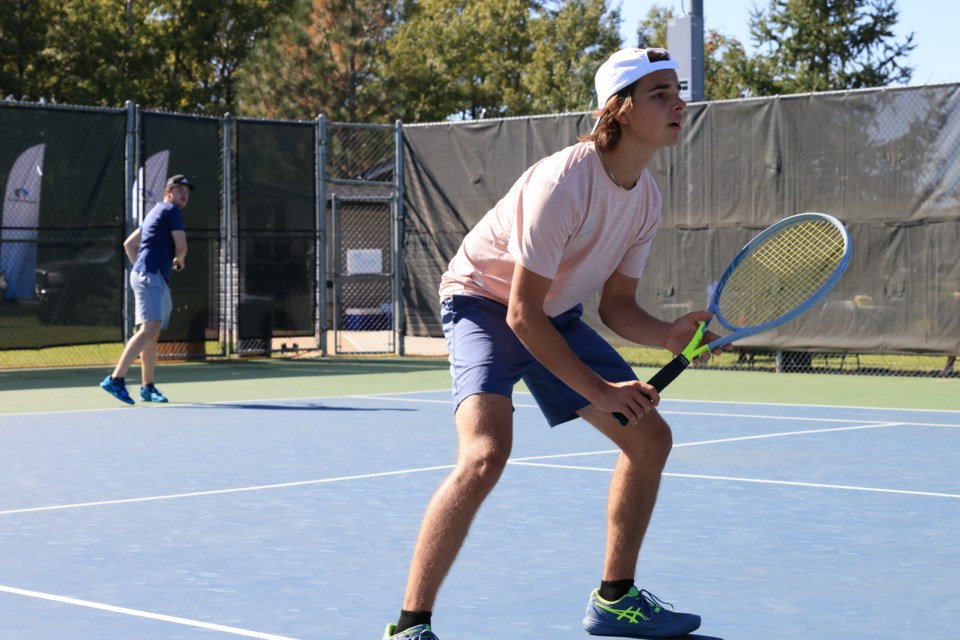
[331,195,397,354]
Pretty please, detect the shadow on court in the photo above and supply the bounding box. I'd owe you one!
[0,357,449,392]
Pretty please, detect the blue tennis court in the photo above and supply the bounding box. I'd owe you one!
[1,390,957,640]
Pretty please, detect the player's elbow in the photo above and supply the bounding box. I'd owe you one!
[597,302,614,327]
[505,304,535,340]
[505,305,523,333]
[597,298,623,328]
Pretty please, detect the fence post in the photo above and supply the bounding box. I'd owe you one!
[123,101,138,342]
[317,114,329,356]
[222,113,234,356]
[394,119,405,356]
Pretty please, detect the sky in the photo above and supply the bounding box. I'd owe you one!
[617,1,958,86]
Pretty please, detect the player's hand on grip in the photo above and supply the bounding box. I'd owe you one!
[665,310,729,364]
[599,380,659,425]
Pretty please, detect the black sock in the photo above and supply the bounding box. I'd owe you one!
[599,579,635,602]
[395,610,432,633]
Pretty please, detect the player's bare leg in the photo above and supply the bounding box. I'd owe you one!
[112,320,161,380]
[402,393,514,611]
[579,406,700,636]
[578,405,672,580]
[139,330,160,386]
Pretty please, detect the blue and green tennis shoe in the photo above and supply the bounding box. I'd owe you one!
[139,384,168,403]
[100,375,135,405]
[381,623,438,639]
[583,586,701,638]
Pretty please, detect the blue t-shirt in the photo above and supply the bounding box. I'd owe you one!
[132,202,185,280]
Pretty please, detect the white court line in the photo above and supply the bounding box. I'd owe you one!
[648,396,960,414]
[0,465,454,516]
[0,423,915,516]
[510,461,960,499]
[357,392,960,416]
[0,585,299,639]
[507,422,907,462]
[351,395,960,428]
[673,421,907,446]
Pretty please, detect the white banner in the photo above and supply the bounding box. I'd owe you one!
[132,150,169,224]
[1,143,45,299]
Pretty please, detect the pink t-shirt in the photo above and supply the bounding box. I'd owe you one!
[439,141,662,317]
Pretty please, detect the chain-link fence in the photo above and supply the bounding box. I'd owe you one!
[1,85,958,378]
[140,110,224,359]
[324,120,406,356]
[0,103,413,368]
[235,118,318,355]
[1,103,127,368]
[331,195,395,354]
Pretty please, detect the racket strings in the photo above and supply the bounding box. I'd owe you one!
[718,219,846,328]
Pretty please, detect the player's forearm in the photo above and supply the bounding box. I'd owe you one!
[122,235,139,264]
[599,300,671,350]
[172,231,188,261]
[507,305,609,401]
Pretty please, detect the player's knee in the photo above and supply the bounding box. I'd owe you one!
[140,321,162,339]
[624,417,673,467]
[651,423,673,465]
[459,448,509,492]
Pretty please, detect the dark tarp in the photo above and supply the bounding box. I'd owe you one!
[402,85,960,354]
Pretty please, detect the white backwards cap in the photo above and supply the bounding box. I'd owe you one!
[594,48,679,107]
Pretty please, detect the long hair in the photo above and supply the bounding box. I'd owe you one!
[580,47,674,152]
[578,83,637,152]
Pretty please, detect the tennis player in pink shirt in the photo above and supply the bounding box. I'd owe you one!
[383,48,723,640]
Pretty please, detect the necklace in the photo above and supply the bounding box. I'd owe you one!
[596,148,631,191]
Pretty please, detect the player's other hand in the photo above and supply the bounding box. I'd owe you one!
[597,380,659,424]
[664,311,711,355]
[172,257,184,271]
[665,311,730,363]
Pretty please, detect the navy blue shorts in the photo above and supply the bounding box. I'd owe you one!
[441,295,637,426]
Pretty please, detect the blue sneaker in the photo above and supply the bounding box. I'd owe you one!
[140,384,168,403]
[583,586,701,638]
[100,376,135,405]
[381,623,438,639]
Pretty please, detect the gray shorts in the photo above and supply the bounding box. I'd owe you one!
[441,295,637,427]
[130,270,172,329]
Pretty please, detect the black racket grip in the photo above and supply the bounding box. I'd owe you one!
[613,355,690,426]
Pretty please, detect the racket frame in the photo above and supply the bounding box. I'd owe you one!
[687,212,851,360]
[614,212,851,425]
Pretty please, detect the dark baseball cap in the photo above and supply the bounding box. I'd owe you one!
[165,174,196,190]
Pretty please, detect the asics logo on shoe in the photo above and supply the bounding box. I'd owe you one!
[593,602,656,623]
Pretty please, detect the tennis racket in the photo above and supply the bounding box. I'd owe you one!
[614,212,852,425]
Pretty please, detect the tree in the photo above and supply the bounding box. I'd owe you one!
[37,0,165,106]
[524,0,621,114]
[234,0,394,121]
[384,0,536,122]
[0,0,53,101]
[149,0,294,114]
[385,0,623,122]
[632,4,673,49]
[747,0,915,93]
[704,30,754,100]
